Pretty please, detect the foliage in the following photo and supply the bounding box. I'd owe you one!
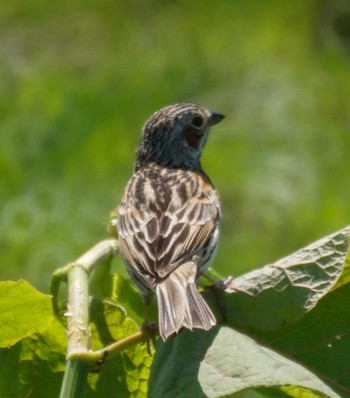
[0,226,349,397]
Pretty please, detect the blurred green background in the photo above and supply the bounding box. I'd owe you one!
[1,0,350,292]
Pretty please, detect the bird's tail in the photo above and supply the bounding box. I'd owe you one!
[156,262,216,341]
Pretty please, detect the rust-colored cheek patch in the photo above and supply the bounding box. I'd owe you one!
[183,126,203,149]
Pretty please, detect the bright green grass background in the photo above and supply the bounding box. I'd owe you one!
[1,0,350,292]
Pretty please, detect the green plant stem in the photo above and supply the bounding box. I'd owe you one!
[72,323,158,362]
[51,239,119,318]
[57,240,119,398]
[59,359,90,398]
[59,264,90,398]
[67,264,90,354]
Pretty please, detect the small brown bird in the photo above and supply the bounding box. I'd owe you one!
[113,103,224,340]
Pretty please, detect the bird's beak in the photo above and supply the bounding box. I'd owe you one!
[208,111,225,126]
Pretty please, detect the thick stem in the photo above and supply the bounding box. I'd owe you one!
[59,264,90,398]
[57,239,119,398]
[59,359,90,398]
[66,264,90,355]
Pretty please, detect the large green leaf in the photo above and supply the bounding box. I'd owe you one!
[247,282,350,398]
[149,327,339,398]
[0,280,53,348]
[199,327,339,398]
[222,226,349,329]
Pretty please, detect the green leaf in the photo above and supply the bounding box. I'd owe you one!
[0,280,53,348]
[149,327,339,398]
[149,329,210,398]
[199,327,339,398]
[223,226,349,329]
[0,344,24,397]
[0,318,66,398]
[87,299,153,398]
[20,317,67,372]
[110,273,146,326]
[331,232,350,290]
[247,282,350,398]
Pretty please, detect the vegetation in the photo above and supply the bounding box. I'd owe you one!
[1,0,350,397]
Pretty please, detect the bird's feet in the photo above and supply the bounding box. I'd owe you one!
[141,322,158,355]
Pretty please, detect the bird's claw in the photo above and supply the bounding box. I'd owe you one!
[141,322,158,355]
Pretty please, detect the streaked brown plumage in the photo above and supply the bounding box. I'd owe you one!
[112,103,224,340]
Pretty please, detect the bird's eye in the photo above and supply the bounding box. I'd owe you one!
[190,116,205,129]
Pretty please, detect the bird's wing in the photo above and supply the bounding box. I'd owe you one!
[117,168,220,281]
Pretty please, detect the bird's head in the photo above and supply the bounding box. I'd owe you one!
[135,103,224,170]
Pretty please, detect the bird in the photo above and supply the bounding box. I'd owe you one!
[111,103,224,340]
